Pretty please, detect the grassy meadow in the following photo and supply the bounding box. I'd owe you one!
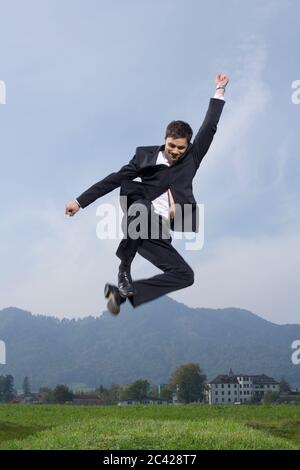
[0,404,300,450]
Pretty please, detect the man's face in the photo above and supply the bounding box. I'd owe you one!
[165,137,189,163]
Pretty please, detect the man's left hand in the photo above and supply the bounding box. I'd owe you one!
[215,74,229,87]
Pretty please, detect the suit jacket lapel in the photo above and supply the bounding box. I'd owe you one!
[149,145,162,165]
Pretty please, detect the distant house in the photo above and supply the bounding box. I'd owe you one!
[118,398,171,406]
[18,392,46,404]
[207,369,280,404]
[72,394,104,405]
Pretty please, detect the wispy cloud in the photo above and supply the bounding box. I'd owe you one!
[196,38,271,193]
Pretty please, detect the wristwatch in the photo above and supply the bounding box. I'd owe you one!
[216,84,227,91]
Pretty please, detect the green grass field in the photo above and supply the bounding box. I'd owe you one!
[0,404,300,450]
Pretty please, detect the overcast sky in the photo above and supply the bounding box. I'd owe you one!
[0,0,299,324]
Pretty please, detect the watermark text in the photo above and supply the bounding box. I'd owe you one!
[291,80,300,104]
[95,198,204,251]
[0,340,6,365]
[291,340,300,365]
[0,80,6,104]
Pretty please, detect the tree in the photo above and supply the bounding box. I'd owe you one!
[52,385,73,404]
[250,394,261,404]
[279,377,291,394]
[169,363,206,404]
[23,376,31,396]
[119,380,150,401]
[148,384,159,399]
[159,384,173,401]
[263,391,280,404]
[119,384,131,401]
[0,374,15,402]
[5,375,15,401]
[129,380,150,400]
[107,384,122,404]
[0,375,6,402]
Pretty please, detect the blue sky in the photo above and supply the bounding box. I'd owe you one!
[0,0,299,323]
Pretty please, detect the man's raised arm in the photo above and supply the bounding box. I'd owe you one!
[192,74,229,169]
[65,154,139,216]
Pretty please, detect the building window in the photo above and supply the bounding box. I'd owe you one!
[216,398,218,403]
[222,384,224,388]
[228,398,231,402]
[222,398,224,402]
[215,391,218,395]
[228,391,231,395]
[222,391,224,395]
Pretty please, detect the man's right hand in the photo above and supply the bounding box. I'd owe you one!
[65,200,80,217]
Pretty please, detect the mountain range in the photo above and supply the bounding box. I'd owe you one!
[0,299,299,390]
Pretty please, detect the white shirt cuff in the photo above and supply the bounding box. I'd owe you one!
[213,92,225,101]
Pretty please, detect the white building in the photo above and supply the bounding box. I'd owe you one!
[207,369,280,404]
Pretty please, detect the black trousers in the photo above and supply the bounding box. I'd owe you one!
[116,199,194,308]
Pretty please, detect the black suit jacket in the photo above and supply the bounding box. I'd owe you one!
[76,98,225,232]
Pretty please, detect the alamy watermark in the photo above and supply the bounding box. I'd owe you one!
[95,198,205,251]
[291,80,300,104]
[0,80,6,104]
[291,340,300,365]
[0,340,6,365]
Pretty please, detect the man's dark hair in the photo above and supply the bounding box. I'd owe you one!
[165,120,193,143]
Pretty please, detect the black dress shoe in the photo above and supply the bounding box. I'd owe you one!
[104,283,126,315]
[118,271,136,297]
